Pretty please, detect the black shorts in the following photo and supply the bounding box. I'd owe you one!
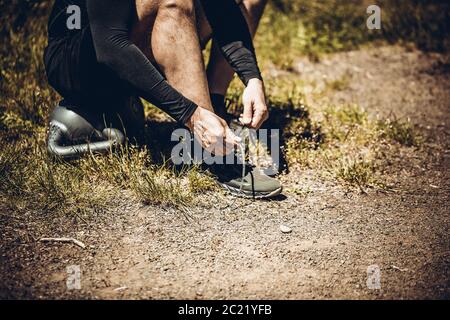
[44,26,132,112]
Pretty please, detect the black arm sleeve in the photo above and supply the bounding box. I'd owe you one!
[86,0,197,124]
[200,0,262,86]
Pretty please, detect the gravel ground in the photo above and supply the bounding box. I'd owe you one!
[0,45,449,299]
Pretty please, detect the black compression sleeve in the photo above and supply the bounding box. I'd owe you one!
[86,0,197,124]
[200,0,262,86]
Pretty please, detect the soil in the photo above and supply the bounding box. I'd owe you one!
[1,45,449,299]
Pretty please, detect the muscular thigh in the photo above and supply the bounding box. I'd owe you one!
[131,0,246,55]
[132,0,206,60]
[131,0,247,59]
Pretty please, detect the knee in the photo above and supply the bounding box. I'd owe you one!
[160,0,195,18]
[242,0,269,7]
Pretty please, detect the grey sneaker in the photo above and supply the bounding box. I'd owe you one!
[207,160,283,199]
[209,94,282,198]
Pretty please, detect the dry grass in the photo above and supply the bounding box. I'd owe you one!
[269,77,422,191]
[0,133,215,218]
[257,0,450,69]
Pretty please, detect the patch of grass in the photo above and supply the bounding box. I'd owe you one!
[1,1,55,126]
[379,0,450,53]
[328,155,382,192]
[257,0,375,68]
[187,167,217,194]
[325,73,352,92]
[322,104,369,142]
[131,167,192,207]
[285,106,419,190]
[0,139,116,217]
[377,117,419,147]
[280,79,419,190]
[74,145,213,208]
[287,185,313,197]
[0,128,213,217]
[257,1,449,69]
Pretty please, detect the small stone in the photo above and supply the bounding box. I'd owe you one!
[280,224,292,233]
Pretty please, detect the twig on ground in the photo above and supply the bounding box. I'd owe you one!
[39,237,86,249]
[114,286,128,292]
[391,265,408,272]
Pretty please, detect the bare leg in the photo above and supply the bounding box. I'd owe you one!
[206,0,268,96]
[131,0,239,155]
[132,0,213,112]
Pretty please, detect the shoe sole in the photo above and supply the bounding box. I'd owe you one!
[219,183,283,199]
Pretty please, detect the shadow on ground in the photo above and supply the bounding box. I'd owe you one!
[141,100,324,175]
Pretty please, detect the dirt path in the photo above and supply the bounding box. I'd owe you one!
[1,46,449,299]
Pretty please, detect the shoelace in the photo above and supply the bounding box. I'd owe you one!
[237,139,246,195]
[237,124,252,196]
[220,125,250,210]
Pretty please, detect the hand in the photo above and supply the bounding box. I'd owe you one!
[186,107,241,156]
[240,78,269,129]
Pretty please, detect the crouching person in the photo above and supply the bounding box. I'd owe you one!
[44,0,281,198]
